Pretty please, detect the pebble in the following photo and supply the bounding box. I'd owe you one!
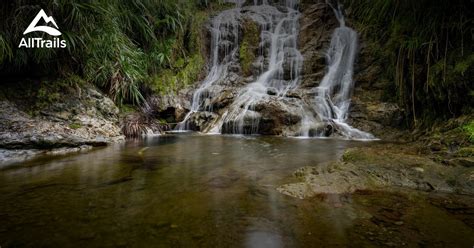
[414,167,424,173]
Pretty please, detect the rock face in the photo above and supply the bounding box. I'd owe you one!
[298,1,339,88]
[347,42,405,139]
[298,0,404,139]
[143,92,191,124]
[0,83,124,150]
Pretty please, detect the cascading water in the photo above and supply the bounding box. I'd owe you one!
[210,2,303,134]
[175,0,374,140]
[175,7,242,131]
[176,0,303,134]
[311,1,374,139]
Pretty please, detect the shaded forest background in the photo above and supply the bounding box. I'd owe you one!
[344,0,473,128]
[0,0,472,135]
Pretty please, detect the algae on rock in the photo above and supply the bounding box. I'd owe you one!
[239,19,260,77]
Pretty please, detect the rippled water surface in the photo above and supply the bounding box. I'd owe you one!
[1,134,473,247]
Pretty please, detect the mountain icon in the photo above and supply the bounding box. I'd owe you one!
[23,9,62,36]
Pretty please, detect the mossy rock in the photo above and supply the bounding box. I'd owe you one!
[435,117,474,147]
[151,54,205,94]
[342,148,372,163]
[149,10,211,94]
[239,18,260,77]
[69,123,82,130]
[456,146,474,158]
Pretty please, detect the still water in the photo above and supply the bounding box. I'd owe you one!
[0,134,473,247]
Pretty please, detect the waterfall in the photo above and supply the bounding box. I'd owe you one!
[175,7,242,131]
[311,1,374,139]
[175,0,374,140]
[210,2,303,134]
[176,0,303,134]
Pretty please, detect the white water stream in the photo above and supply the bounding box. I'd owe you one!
[310,1,374,139]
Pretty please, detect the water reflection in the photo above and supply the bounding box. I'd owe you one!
[0,134,473,247]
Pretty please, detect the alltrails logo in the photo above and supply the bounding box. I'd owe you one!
[18,9,67,49]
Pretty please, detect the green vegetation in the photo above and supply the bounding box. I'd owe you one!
[464,120,474,143]
[147,9,210,94]
[34,76,86,110]
[457,147,474,157]
[345,0,473,126]
[0,0,227,105]
[69,123,82,129]
[150,54,205,93]
[239,19,260,76]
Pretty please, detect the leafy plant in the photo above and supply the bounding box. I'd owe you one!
[0,0,204,105]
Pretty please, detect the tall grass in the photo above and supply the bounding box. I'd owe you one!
[0,0,193,105]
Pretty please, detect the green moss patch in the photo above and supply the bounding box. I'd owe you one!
[151,54,204,94]
[239,19,260,76]
[69,123,82,129]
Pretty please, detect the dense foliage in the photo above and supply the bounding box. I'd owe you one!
[0,0,223,105]
[345,0,473,126]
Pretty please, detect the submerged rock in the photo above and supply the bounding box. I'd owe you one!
[278,144,474,199]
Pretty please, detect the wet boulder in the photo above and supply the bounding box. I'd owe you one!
[186,111,219,132]
[221,110,262,134]
[143,94,190,123]
[349,99,404,138]
[210,90,236,111]
[253,99,303,135]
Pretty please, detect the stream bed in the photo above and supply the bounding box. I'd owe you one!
[0,134,473,247]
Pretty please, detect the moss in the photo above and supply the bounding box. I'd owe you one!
[35,76,85,108]
[36,83,62,110]
[463,120,474,143]
[187,11,210,55]
[239,19,259,76]
[57,74,86,88]
[180,54,205,86]
[151,54,204,94]
[119,104,137,114]
[240,41,255,76]
[69,123,82,129]
[456,147,474,157]
[342,148,371,163]
[158,119,168,125]
[147,9,212,94]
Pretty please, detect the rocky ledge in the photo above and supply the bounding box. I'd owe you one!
[0,82,124,165]
[278,143,474,199]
